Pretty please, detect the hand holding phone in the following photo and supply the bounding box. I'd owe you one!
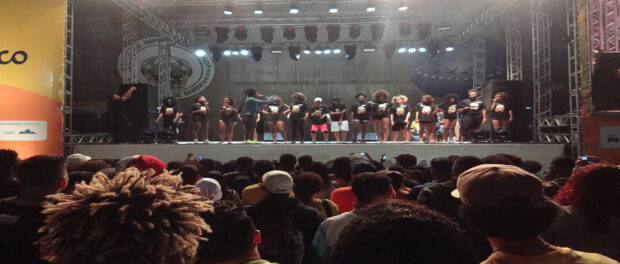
[197,155,204,161]
[381,154,388,161]
[360,152,367,156]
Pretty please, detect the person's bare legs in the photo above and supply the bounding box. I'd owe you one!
[218,120,226,143]
[193,121,202,142]
[361,122,368,143]
[352,121,360,143]
[448,119,457,142]
[404,129,410,143]
[277,120,287,143]
[322,130,329,143]
[442,119,451,142]
[428,123,436,143]
[381,118,390,143]
[391,130,399,143]
[226,122,235,144]
[268,121,277,143]
[311,131,317,143]
[332,131,340,143]
[372,119,383,143]
[202,121,209,142]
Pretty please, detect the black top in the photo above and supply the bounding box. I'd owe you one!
[371,101,392,119]
[160,105,179,122]
[329,104,347,121]
[289,103,308,121]
[438,103,465,120]
[490,102,512,120]
[309,106,329,125]
[0,201,47,264]
[109,100,130,125]
[220,105,237,122]
[265,104,288,121]
[462,99,486,115]
[416,103,438,123]
[192,103,209,121]
[391,104,411,123]
[350,103,371,120]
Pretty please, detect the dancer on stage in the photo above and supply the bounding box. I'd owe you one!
[109,85,136,143]
[489,92,513,140]
[240,89,277,144]
[218,96,240,144]
[191,95,210,144]
[438,93,465,143]
[370,90,391,143]
[263,97,290,143]
[415,95,439,143]
[350,93,370,143]
[309,97,330,143]
[156,97,181,142]
[390,95,411,143]
[459,90,487,143]
[329,98,348,143]
[289,92,308,144]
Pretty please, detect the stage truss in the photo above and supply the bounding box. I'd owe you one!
[63,0,74,156]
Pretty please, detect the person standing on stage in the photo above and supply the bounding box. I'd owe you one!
[289,92,309,144]
[390,95,411,143]
[438,93,465,143]
[108,86,136,143]
[191,95,210,144]
[218,96,240,144]
[263,97,290,144]
[329,98,348,143]
[489,92,513,140]
[415,95,440,144]
[240,89,277,144]
[459,90,487,143]
[309,97,331,144]
[369,90,391,143]
[155,97,181,142]
[350,93,371,143]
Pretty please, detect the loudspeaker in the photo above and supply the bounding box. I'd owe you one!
[591,53,620,112]
[119,83,158,140]
[481,80,532,142]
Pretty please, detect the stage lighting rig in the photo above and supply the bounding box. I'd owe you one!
[234,26,247,41]
[290,3,299,14]
[304,25,318,42]
[289,46,301,60]
[260,26,274,43]
[384,44,396,59]
[215,27,229,43]
[345,45,357,60]
[303,47,312,54]
[417,23,432,40]
[251,46,263,61]
[327,24,340,42]
[399,24,412,38]
[254,3,263,14]
[224,6,232,15]
[398,0,408,11]
[371,24,385,41]
[366,1,376,12]
[209,47,222,61]
[329,2,338,13]
[194,49,207,57]
[349,25,361,39]
[283,26,296,40]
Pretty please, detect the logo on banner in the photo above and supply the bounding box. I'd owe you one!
[0,50,28,65]
[117,37,215,99]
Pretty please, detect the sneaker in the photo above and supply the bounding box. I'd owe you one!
[204,140,210,144]
[244,140,252,144]
[193,138,199,144]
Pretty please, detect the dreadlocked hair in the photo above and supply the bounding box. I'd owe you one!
[37,168,212,264]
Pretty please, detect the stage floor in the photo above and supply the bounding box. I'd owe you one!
[73,141,565,169]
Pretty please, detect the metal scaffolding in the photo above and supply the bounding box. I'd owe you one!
[158,34,171,102]
[589,0,619,53]
[121,10,138,83]
[531,0,552,142]
[457,0,522,42]
[472,36,486,93]
[63,0,74,155]
[566,0,582,157]
[506,16,523,80]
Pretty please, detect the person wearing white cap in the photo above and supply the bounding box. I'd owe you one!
[196,178,223,201]
[64,153,91,166]
[453,164,618,264]
[309,97,331,143]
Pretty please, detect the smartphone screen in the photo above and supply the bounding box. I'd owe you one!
[360,152,366,156]
[581,156,588,161]
[197,155,204,161]
[381,154,388,160]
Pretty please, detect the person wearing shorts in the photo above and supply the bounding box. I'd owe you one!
[309,97,330,143]
[191,96,210,144]
[263,98,290,143]
[288,92,308,144]
[415,95,439,143]
[370,90,391,143]
[350,93,371,143]
[240,89,277,143]
[438,93,465,143]
[329,98,348,143]
[390,95,411,143]
[218,96,240,144]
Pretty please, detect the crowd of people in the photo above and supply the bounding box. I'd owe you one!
[1,148,619,264]
[111,87,514,144]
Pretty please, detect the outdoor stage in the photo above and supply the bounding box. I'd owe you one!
[74,142,565,169]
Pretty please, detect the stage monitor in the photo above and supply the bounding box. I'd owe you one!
[591,52,620,114]
[481,80,532,142]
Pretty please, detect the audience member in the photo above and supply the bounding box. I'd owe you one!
[313,172,393,261]
[179,164,201,185]
[330,159,377,213]
[293,172,339,220]
[296,155,313,172]
[521,160,543,177]
[408,157,452,200]
[114,155,140,173]
[332,200,476,264]
[67,160,112,173]
[382,170,409,199]
[394,153,417,170]
[37,168,212,264]
[0,155,67,264]
[245,170,322,264]
[63,153,91,167]
[330,156,352,188]
[61,171,94,194]
[543,156,576,198]
[480,154,513,165]
[0,149,20,199]
[305,161,334,199]
[545,164,620,261]
[124,155,167,175]
[240,160,276,205]
[196,178,223,201]
[197,201,274,264]
[277,153,297,173]
[455,164,618,264]
[204,171,240,203]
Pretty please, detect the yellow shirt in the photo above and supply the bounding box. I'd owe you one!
[482,247,619,264]
[240,183,294,206]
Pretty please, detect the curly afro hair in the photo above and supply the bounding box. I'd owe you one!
[373,90,389,100]
[291,92,307,103]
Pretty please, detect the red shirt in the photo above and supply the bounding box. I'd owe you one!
[330,186,356,213]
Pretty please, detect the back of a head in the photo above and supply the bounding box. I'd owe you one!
[305,161,331,186]
[221,160,237,174]
[198,158,216,172]
[198,201,257,264]
[352,172,392,205]
[15,155,66,189]
[293,172,324,203]
[297,155,313,170]
[351,159,378,176]
[0,149,19,178]
[395,154,417,169]
[452,156,483,179]
[480,155,513,165]
[236,157,255,173]
[166,161,184,171]
[254,160,275,178]
[179,165,200,185]
[548,156,576,180]
[383,171,404,189]
[69,160,111,173]
[430,157,453,182]
[331,157,352,183]
[496,153,523,167]
[521,160,543,174]
[278,154,297,172]
[333,200,475,264]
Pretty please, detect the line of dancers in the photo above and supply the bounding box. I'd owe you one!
[153,88,513,144]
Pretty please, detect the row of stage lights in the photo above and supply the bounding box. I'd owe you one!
[223,0,409,15]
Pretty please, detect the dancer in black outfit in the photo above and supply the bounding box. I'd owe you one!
[288,92,308,144]
[109,86,136,143]
[438,93,465,143]
[218,97,240,144]
[489,92,513,141]
[390,95,411,143]
[263,97,291,143]
[155,97,181,142]
[191,95,210,144]
[459,90,487,143]
[415,95,440,143]
[350,93,371,143]
[369,90,391,143]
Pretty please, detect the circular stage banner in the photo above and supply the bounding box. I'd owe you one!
[117,37,214,99]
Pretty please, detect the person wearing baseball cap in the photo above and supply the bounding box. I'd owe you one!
[454,164,618,264]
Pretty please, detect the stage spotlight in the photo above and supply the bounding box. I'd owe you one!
[260,26,274,43]
[418,47,427,52]
[445,46,454,52]
[254,4,263,14]
[304,25,318,42]
[417,23,432,40]
[333,48,342,54]
[399,23,412,37]
[366,1,376,12]
[349,25,361,39]
[290,3,299,14]
[224,6,232,15]
[385,44,396,59]
[240,49,250,56]
[363,45,376,52]
[371,24,385,41]
[250,46,262,61]
[408,47,416,53]
[327,24,340,42]
[345,45,357,60]
[329,2,338,13]
[289,46,301,60]
[234,26,247,41]
[215,27,229,43]
[270,47,284,54]
[397,47,407,53]
[398,0,408,11]
[194,49,207,57]
[223,50,232,56]
[283,26,296,40]
[303,47,312,54]
[324,49,332,54]
[315,50,323,55]
[209,47,222,61]
[232,50,240,56]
